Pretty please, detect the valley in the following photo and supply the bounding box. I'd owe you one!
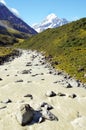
[0,50,86,130]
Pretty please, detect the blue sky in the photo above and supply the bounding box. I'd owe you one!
[0,0,86,26]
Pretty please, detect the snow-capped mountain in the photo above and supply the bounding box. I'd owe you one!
[33,13,69,33]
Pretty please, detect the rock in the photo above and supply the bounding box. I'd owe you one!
[16,104,34,126]
[42,109,58,121]
[1,99,12,104]
[32,74,38,77]
[24,94,33,99]
[57,92,66,96]
[78,67,84,72]
[40,102,47,107]
[46,91,56,97]
[0,78,3,81]
[7,75,10,77]
[41,79,45,80]
[16,80,23,82]
[27,81,32,83]
[15,75,18,76]
[40,102,53,110]
[66,83,72,88]
[0,105,7,110]
[21,70,31,74]
[26,62,32,66]
[69,94,77,98]
[34,64,39,66]
[53,81,58,84]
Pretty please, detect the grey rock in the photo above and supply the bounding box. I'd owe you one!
[1,99,12,104]
[16,104,34,126]
[42,109,58,121]
[40,102,53,110]
[22,70,31,74]
[16,80,23,82]
[57,92,66,96]
[26,62,32,66]
[32,74,38,77]
[24,94,33,99]
[46,91,56,97]
[66,83,72,88]
[0,78,3,81]
[69,94,77,98]
[0,105,7,110]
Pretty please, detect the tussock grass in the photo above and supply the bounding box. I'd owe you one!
[15,18,86,83]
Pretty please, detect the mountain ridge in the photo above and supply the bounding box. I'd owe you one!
[0,2,37,34]
[33,13,69,32]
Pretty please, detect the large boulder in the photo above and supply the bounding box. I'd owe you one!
[16,104,34,126]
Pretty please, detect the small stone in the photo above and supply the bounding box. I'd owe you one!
[7,75,10,76]
[26,62,32,66]
[0,78,3,81]
[15,75,18,76]
[40,102,53,110]
[46,91,56,97]
[22,70,31,74]
[40,102,47,107]
[57,92,66,96]
[41,79,45,80]
[1,99,12,104]
[0,105,7,110]
[69,94,77,98]
[16,80,23,82]
[78,67,84,72]
[24,94,33,99]
[27,81,32,83]
[66,83,72,88]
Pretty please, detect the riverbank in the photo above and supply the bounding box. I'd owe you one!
[0,50,86,130]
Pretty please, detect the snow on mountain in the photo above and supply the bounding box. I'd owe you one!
[33,13,69,33]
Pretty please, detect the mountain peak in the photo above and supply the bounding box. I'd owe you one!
[46,13,57,20]
[33,13,69,33]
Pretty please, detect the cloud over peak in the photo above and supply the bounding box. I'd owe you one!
[0,0,6,5]
[10,8,20,16]
[0,0,20,17]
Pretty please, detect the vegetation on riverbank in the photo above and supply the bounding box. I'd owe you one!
[16,18,86,83]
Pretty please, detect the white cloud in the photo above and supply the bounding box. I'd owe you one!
[0,0,6,5]
[10,8,20,16]
[0,0,20,17]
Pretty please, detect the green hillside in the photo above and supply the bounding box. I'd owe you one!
[0,25,31,46]
[16,18,86,83]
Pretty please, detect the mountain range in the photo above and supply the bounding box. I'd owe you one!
[33,13,69,32]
